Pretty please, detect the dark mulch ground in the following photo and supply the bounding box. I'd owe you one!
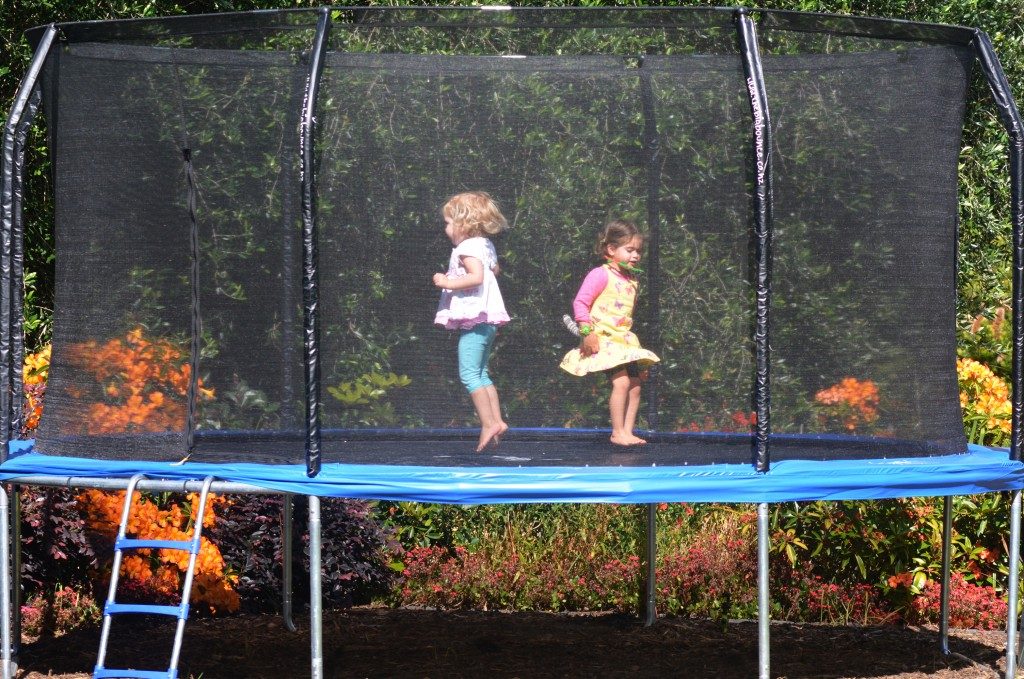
[14,607,1011,678]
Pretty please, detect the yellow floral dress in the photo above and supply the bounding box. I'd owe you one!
[559,264,660,376]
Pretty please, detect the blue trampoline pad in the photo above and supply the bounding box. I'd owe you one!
[2,441,1022,504]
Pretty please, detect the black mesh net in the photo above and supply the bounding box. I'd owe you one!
[30,9,975,466]
[758,30,973,456]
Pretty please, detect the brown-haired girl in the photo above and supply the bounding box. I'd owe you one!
[560,220,659,446]
[433,191,510,451]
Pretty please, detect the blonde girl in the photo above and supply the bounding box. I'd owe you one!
[433,191,510,451]
[560,220,660,446]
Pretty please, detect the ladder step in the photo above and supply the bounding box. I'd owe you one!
[93,669,175,678]
[116,538,194,552]
[105,603,186,618]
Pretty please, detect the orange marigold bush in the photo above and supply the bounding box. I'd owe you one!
[957,357,1011,444]
[67,327,213,434]
[77,488,239,615]
[814,377,880,432]
[22,343,50,433]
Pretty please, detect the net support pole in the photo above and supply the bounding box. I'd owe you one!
[972,30,1024,461]
[308,495,324,679]
[736,11,774,473]
[756,502,770,679]
[1,25,56,463]
[642,503,657,626]
[1008,490,1022,678]
[0,487,10,679]
[282,494,296,632]
[301,8,332,477]
[939,496,952,654]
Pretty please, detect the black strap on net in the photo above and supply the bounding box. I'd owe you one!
[737,10,774,472]
[638,58,662,432]
[972,30,1024,461]
[170,55,202,460]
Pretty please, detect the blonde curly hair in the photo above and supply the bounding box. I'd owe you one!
[442,191,509,240]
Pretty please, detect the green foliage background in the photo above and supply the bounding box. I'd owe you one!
[2,0,1023,619]
[2,0,1022,351]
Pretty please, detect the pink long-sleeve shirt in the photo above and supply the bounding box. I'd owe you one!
[573,265,630,324]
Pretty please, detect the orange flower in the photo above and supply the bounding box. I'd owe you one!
[65,328,215,435]
[958,358,1011,436]
[814,377,880,432]
[77,489,238,615]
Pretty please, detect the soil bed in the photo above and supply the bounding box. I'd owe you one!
[15,607,1010,678]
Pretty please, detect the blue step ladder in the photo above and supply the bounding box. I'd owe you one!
[93,474,216,679]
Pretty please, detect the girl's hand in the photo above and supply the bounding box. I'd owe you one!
[580,333,600,357]
[433,273,449,288]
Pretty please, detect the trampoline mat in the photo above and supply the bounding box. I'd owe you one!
[38,429,961,467]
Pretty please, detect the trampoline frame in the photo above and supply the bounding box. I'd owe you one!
[1,6,1023,678]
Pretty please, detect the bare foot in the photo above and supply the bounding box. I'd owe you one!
[476,423,505,452]
[493,421,509,444]
[610,433,647,446]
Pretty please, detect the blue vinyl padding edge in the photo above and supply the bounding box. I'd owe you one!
[3,440,1023,504]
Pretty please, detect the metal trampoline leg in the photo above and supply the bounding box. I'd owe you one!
[643,503,656,626]
[0,486,11,679]
[940,496,952,655]
[309,495,323,679]
[11,490,19,660]
[1008,490,1022,679]
[282,493,296,632]
[758,502,770,679]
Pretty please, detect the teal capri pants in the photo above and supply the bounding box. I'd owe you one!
[458,323,497,393]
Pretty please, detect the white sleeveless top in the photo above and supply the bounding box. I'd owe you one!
[434,237,510,330]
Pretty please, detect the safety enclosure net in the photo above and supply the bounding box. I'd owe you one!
[29,8,977,467]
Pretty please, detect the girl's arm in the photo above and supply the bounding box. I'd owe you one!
[572,267,607,323]
[573,267,607,357]
[433,255,485,290]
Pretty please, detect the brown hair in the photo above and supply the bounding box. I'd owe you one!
[593,219,643,257]
[442,191,509,240]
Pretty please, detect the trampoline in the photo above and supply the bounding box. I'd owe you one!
[1,6,1022,678]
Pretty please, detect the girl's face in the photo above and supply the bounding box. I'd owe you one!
[442,216,462,245]
[606,235,643,267]
[444,215,460,244]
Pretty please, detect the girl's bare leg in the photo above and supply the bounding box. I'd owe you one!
[623,378,646,444]
[471,387,503,452]
[608,370,635,446]
[483,385,508,442]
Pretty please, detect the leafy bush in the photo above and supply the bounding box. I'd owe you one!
[209,495,402,612]
[905,572,1008,630]
[20,585,100,639]
[18,486,95,596]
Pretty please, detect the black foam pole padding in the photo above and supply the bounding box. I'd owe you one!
[638,62,661,432]
[301,8,331,478]
[737,11,775,472]
[972,30,1024,460]
[10,89,42,439]
[1,24,56,462]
